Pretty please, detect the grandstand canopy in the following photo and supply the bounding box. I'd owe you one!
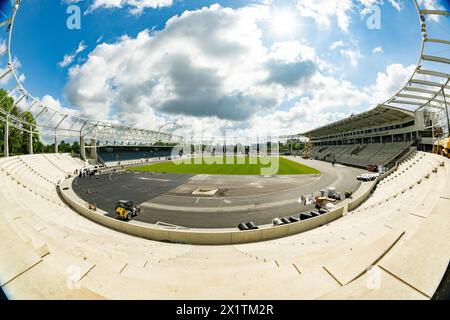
[301,105,416,138]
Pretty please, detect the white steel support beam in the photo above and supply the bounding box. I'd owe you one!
[425,38,450,45]
[80,136,86,161]
[416,69,450,79]
[420,10,450,16]
[410,79,450,89]
[29,124,33,154]
[3,113,9,157]
[422,55,450,65]
[91,138,98,161]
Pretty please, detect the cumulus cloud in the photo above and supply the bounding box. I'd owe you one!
[58,41,87,68]
[64,5,319,125]
[358,0,403,16]
[59,2,418,138]
[294,0,405,33]
[39,94,81,118]
[86,0,174,15]
[329,40,345,50]
[0,47,26,87]
[329,40,363,67]
[387,0,403,11]
[296,0,354,32]
[372,46,384,54]
[242,63,416,136]
[368,63,416,104]
[340,48,363,67]
[265,60,316,87]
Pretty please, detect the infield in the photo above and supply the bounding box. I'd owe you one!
[128,156,320,175]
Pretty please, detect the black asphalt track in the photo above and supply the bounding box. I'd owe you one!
[73,171,193,214]
[73,158,365,228]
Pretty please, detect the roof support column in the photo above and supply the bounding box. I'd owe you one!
[55,135,58,153]
[91,138,98,162]
[80,136,86,161]
[3,113,9,157]
[28,124,33,155]
[442,88,450,138]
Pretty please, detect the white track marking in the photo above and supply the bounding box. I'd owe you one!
[138,177,170,182]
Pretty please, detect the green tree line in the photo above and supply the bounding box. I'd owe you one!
[0,88,80,156]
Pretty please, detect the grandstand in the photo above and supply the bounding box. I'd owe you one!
[0,1,449,301]
[98,145,179,166]
[0,151,448,299]
[302,106,433,169]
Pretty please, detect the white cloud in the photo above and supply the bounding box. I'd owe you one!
[372,46,384,54]
[416,0,445,22]
[387,0,403,11]
[341,48,362,67]
[0,40,6,54]
[243,63,416,136]
[58,3,418,138]
[39,95,80,118]
[368,63,416,105]
[329,40,345,50]
[25,94,82,143]
[329,40,363,67]
[296,0,354,32]
[0,54,25,86]
[62,0,84,4]
[293,0,406,34]
[58,41,87,68]
[64,5,320,126]
[86,0,174,15]
[358,0,403,15]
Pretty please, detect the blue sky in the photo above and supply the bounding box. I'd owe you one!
[1,0,450,137]
[7,0,264,100]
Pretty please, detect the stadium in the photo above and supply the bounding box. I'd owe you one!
[0,0,449,301]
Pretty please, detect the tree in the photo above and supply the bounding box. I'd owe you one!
[0,88,16,155]
[0,88,42,155]
[58,140,72,153]
[21,111,39,153]
[71,141,80,154]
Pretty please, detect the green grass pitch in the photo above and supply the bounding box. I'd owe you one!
[128,156,320,175]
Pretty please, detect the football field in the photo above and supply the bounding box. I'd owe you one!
[129,156,320,175]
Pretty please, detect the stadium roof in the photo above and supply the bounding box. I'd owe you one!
[301,105,416,138]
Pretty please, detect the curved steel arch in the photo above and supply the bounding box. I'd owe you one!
[383,1,450,133]
[0,0,182,158]
[285,1,450,140]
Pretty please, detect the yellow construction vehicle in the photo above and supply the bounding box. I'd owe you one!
[433,137,450,159]
[115,200,140,221]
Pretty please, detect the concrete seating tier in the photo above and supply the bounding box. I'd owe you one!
[0,152,448,299]
[310,142,412,168]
